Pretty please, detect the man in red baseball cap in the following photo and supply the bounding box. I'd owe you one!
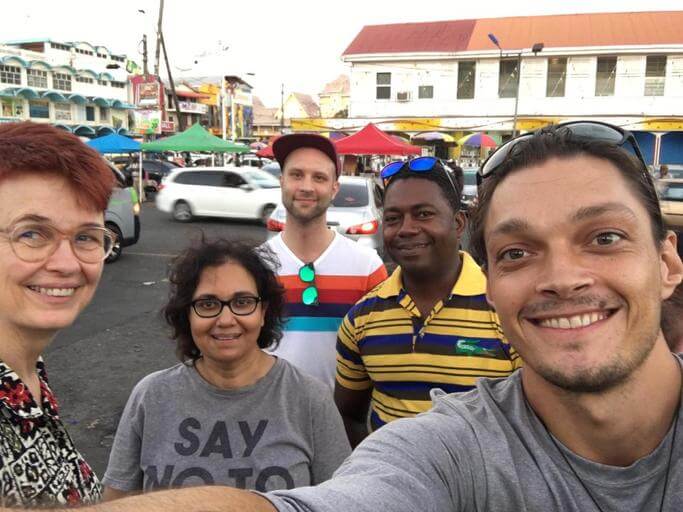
[262,133,387,387]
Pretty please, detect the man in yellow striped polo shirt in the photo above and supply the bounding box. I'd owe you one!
[334,158,522,447]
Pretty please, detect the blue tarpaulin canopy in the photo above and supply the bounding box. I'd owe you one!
[87,133,141,153]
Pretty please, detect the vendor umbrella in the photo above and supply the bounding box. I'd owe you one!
[413,132,455,143]
[457,133,497,148]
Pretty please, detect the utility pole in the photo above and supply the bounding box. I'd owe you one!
[280,83,284,133]
[159,29,184,132]
[142,34,149,76]
[154,0,164,76]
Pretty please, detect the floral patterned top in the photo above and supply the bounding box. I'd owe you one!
[0,358,101,507]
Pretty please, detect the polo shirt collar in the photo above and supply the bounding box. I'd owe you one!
[376,251,487,299]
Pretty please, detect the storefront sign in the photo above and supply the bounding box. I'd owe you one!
[134,109,161,134]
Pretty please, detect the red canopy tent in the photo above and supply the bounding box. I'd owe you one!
[334,123,421,156]
[255,135,281,158]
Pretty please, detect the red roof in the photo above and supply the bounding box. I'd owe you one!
[175,90,210,99]
[335,123,421,156]
[343,11,683,55]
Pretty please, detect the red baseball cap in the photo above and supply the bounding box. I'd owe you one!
[273,133,340,177]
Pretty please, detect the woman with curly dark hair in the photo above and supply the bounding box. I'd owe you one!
[102,238,350,499]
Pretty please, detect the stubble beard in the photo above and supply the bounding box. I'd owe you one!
[536,329,659,394]
[283,196,329,225]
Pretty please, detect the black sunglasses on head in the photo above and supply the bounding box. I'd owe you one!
[478,121,648,181]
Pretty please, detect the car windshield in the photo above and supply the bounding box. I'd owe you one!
[243,169,280,189]
[463,170,478,186]
[661,183,683,201]
[332,182,369,207]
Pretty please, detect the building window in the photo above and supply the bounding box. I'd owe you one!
[29,100,50,119]
[50,42,71,51]
[86,106,95,121]
[98,80,108,86]
[0,65,21,85]
[76,76,94,84]
[27,69,48,88]
[498,59,519,98]
[457,61,476,99]
[644,55,666,97]
[546,58,567,97]
[376,72,391,100]
[52,72,72,91]
[54,103,72,121]
[595,56,617,96]
[418,85,434,99]
[111,81,126,89]
[100,106,109,121]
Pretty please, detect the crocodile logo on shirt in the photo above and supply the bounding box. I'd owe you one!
[455,339,496,356]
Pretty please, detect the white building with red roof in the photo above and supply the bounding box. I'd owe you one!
[292,11,683,165]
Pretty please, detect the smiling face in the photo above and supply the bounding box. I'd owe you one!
[484,155,682,392]
[383,177,465,277]
[0,173,105,339]
[280,147,339,224]
[190,261,266,368]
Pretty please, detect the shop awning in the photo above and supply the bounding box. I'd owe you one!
[42,90,68,102]
[73,125,96,136]
[68,93,87,105]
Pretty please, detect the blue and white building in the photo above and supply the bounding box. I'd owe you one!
[0,39,137,137]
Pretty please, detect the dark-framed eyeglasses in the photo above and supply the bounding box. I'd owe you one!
[380,156,458,196]
[191,295,261,318]
[478,121,648,180]
[299,262,318,306]
[0,222,116,264]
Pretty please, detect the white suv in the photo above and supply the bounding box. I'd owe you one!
[155,166,281,224]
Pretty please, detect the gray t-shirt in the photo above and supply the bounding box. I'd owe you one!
[266,367,683,511]
[103,358,350,493]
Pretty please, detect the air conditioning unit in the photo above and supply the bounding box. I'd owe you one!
[396,91,411,102]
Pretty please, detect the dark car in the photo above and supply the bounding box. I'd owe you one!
[123,159,180,192]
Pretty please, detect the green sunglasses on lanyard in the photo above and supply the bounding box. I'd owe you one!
[299,262,319,306]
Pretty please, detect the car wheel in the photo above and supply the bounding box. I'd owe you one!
[260,204,276,225]
[173,201,193,222]
[105,223,123,264]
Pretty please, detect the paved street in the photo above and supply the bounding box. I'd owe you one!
[44,203,268,479]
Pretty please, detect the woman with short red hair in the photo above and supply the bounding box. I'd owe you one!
[0,122,115,507]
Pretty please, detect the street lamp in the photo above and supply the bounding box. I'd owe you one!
[488,33,544,138]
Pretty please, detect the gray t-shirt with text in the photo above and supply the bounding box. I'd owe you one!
[103,358,350,493]
[266,365,683,511]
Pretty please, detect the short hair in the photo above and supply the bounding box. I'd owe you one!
[469,126,666,265]
[164,237,285,363]
[662,283,683,352]
[384,160,464,212]
[0,122,114,211]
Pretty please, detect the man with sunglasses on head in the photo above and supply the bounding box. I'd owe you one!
[335,156,521,447]
[24,122,683,512]
[261,134,387,388]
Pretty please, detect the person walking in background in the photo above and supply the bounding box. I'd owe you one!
[335,157,521,446]
[0,122,115,506]
[262,134,387,388]
[102,239,349,500]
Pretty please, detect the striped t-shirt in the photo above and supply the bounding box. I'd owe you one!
[265,232,387,387]
[336,251,522,430]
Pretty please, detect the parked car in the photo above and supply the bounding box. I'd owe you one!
[266,176,384,255]
[461,167,478,210]
[123,159,180,192]
[155,166,281,224]
[105,161,141,263]
[658,179,683,229]
[662,165,683,180]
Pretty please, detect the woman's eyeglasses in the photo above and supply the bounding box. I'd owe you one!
[0,222,116,263]
[479,121,648,180]
[380,156,458,195]
[191,296,261,318]
[299,262,318,306]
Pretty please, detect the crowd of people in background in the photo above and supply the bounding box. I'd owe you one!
[0,121,682,510]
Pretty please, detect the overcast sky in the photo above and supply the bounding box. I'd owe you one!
[4,0,682,106]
